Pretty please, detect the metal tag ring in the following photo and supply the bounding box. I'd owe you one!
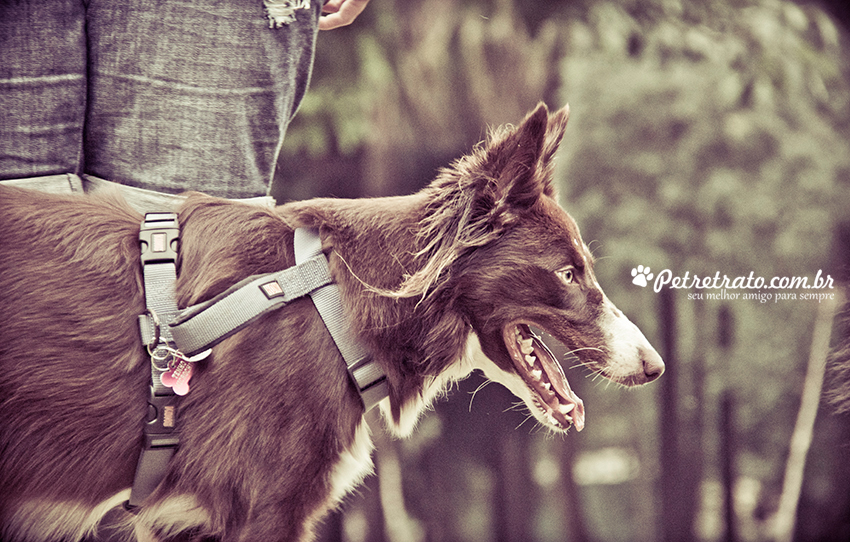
[144,309,162,349]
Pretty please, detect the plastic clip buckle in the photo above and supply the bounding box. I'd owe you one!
[129,386,180,507]
[139,213,179,265]
[145,385,180,436]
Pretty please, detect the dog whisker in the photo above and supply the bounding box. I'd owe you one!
[586,240,603,257]
[562,346,604,358]
[503,400,527,414]
[531,420,549,435]
[468,379,493,413]
[514,413,535,431]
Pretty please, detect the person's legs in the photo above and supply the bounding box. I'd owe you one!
[84,0,320,198]
[0,0,87,180]
[1,0,319,198]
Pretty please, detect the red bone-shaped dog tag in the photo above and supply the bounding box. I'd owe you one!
[158,349,210,396]
[160,358,193,396]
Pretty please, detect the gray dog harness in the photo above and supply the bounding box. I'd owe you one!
[130,213,388,506]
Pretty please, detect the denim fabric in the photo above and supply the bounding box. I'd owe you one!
[0,0,320,198]
[1,173,276,213]
[0,0,87,180]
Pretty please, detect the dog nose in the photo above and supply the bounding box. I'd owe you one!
[642,348,665,382]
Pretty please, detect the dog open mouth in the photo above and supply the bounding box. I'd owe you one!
[503,323,585,432]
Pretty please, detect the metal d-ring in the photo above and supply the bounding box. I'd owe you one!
[144,309,174,366]
[148,345,172,365]
[144,309,162,349]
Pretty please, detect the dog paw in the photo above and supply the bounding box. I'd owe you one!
[631,265,653,287]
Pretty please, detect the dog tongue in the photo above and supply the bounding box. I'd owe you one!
[532,335,586,431]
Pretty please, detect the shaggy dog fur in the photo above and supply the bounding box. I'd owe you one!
[0,104,663,542]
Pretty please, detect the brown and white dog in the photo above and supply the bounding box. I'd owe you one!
[0,103,663,542]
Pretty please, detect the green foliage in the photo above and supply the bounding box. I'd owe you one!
[559,0,850,276]
[555,2,850,535]
[282,0,567,161]
[287,0,850,539]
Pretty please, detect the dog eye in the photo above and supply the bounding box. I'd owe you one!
[557,267,575,284]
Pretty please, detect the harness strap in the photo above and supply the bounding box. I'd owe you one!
[130,213,181,507]
[168,255,332,357]
[129,224,389,508]
[167,228,389,410]
[293,228,389,410]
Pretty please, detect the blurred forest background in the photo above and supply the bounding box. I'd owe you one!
[271,0,850,540]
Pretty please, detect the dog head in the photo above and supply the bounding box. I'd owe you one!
[410,103,664,432]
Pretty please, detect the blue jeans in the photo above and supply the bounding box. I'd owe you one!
[0,0,320,198]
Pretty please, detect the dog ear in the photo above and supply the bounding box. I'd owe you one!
[486,102,549,210]
[542,104,569,168]
[385,104,567,301]
[483,102,568,212]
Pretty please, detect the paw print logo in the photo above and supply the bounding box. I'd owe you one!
[631,265,654,287]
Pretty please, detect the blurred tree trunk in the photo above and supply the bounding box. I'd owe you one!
[560,439,590,542]
[719,391,737,542]
[495,430,533,542]
[717,305,737,542]
[771,293,841,542]
[360,0,563,197]
[375,426,424,542]
[688,300,707,541]
[358,472,387,542]
[658,288,698,541]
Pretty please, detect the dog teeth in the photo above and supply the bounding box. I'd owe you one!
[531,368,543,380]
[519,338,534,355]
[524,354,536,366]
[542,382,558,400]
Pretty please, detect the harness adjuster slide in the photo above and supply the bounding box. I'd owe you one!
[139,212,179,264]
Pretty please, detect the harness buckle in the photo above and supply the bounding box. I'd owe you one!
[145,385,180,435]
[128,385,180,507]
[139,212,179,265]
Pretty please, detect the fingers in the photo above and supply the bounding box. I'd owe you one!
[319,0,370,30]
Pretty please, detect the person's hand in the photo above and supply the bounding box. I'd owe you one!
[319,0,370,30]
